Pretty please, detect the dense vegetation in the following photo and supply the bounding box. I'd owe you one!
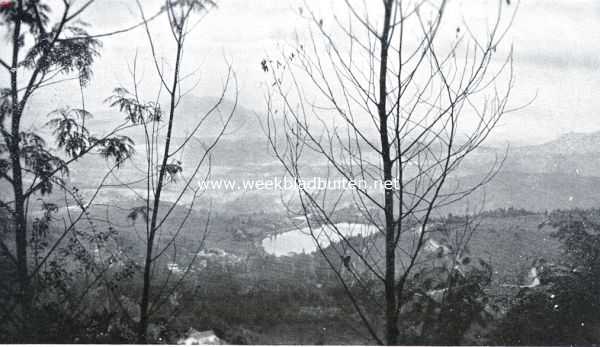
[1,206,599,344]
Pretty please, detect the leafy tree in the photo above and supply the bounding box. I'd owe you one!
[0,0,139,339]
[401,248,495,344]
[494,210,600,345]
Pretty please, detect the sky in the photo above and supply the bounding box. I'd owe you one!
[3,0,600,145]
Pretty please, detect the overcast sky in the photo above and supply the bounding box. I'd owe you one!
[6,0,600,145]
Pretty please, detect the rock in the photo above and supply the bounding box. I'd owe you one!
[177,328,225,345]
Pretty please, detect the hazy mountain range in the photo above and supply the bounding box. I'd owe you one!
[61,95,600,214]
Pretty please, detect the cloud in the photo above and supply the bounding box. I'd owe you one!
[5,0,599,145]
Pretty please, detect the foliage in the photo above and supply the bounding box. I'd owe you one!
[18,131,67,194]
[398,229,497,345]
[494,210,600,345]
[105,88,162,124]
[1,1,101,86]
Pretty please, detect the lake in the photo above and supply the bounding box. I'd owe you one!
[262,223,380,256]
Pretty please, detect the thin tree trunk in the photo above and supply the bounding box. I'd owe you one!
[9,0,32,337]
[137,35,183,343]
[11,138,30,336]
[378,1,398,345]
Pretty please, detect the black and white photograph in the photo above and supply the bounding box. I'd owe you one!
[1,0,599,345]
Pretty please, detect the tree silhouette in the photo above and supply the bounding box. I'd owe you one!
[264,0,516,344]
[0,0,154,339]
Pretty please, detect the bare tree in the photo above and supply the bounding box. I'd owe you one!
[264,0,516,344]
[104,0,237,342]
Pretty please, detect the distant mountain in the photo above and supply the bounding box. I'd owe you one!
[79,95,267,145]
[444,171,600,214]
[64,96,600,214]
[515,131,600,155]
[173,95,265,140]
[430,130,600,213]
[463,131,600,177]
